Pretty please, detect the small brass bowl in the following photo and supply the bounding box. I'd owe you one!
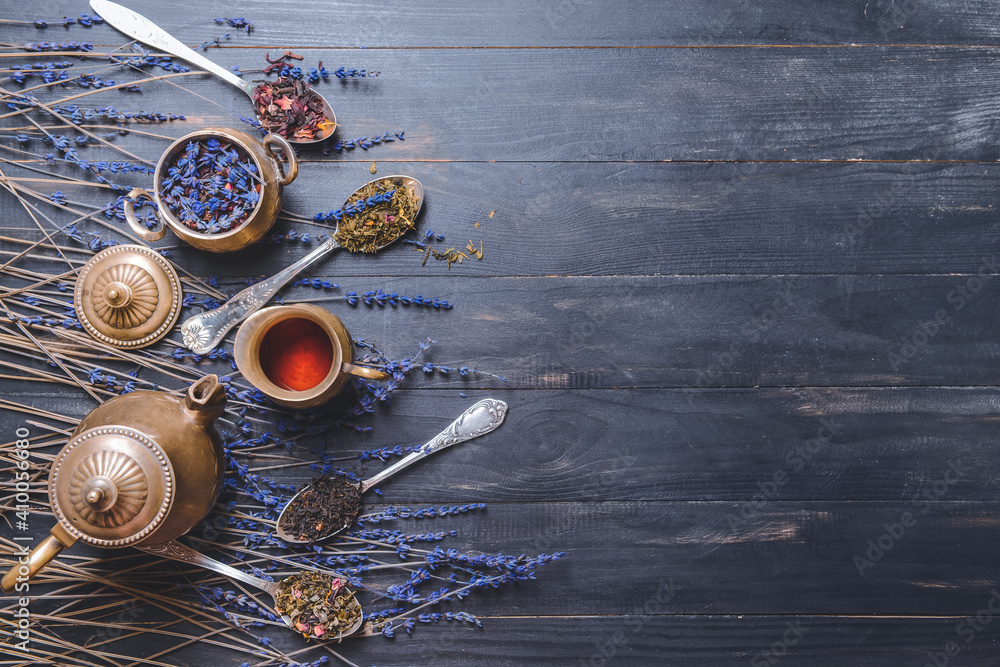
[123,127,297,253]
[234,304,390,409]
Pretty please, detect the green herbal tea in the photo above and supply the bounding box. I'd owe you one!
[275,572,362,639]
[335,177,418,253]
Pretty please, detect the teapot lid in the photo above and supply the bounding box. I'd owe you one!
[75,244,182,349]
[49,426,174,547]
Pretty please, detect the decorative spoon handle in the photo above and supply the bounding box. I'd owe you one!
[180,238,340,353]
[360,399,508,493]
[90,0,253,95]
[137,540,279,596]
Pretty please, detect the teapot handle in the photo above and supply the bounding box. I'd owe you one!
[1,524,77,593]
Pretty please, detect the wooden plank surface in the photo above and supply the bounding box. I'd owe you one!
[8,46,1000,161]
[5,0,1000,665]
[20,1,1000,47]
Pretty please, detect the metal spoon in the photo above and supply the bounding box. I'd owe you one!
[180,176,423,354]
[276,398,509,544]
[90,0,336,145]
[137,539,364,638]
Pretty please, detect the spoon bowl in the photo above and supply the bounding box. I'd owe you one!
[91,0,336,146]
[179,175,424,354]
[276,398,508,544]
[139,540,364,639]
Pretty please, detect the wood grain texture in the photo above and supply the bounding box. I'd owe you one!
[21,0,1000,47]
[7,47,1000,161]
[7,271,1000,389]
[43,613,1000,667]
[287,615,1000,667]
[5,0,1000,665]
[9,160,1000,277]
[11,498,1000,617]
[10,386,1000,503]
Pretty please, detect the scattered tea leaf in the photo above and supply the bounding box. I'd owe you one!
[370,161,377,174]
[488,210,496,219]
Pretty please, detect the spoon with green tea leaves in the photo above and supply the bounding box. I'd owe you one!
[91,0,337,145]
[180,176,423,354]
[276,398,508,544]
[138,541,364,640]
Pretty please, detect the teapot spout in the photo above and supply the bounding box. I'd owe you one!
[184,374,227,427]
[1,524,77,593]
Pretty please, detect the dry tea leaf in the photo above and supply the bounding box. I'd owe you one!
[275,572,362,639]
[334,177,418,253]
[281,474,362,541]
[370,161,377,174]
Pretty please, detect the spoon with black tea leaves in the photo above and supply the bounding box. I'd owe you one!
[276,398,509,544]
[91,0,336,145]
[138,540,364,639]
[180,175,424,354]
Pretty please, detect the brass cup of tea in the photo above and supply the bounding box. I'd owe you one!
[122,127,298,253]
[234,304,390,409]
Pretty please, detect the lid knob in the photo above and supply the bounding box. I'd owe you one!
[81,476,118,512]
[103,281,133,308]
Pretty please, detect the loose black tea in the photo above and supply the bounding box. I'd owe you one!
[159,138,261,234]
[275,572,362,639]
[281,474,362,542]
[334,177,418,253]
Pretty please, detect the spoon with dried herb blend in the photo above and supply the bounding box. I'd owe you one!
[139,541,364,639]
[180,176,423,354]
[276,398,508,544]
[91,0,337,145]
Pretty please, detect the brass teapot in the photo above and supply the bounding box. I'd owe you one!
[1,375,227,592]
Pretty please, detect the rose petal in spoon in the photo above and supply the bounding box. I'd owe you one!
[138,540,364,638]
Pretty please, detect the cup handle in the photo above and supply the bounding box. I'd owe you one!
[342,362,391,382]
[263,134,298,186]
[124,188,166,242]
[1,524,77,593]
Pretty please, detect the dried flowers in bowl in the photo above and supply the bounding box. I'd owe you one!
[275,572,362,639]
[124,127,298,253]
[159,137,261,234]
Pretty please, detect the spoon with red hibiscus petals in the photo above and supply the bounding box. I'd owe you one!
[179,175,423,354]
[91,0,336,145]
[137,540,364,639]
[276,399,508,544]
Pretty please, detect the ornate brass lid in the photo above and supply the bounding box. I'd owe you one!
[49,426,174,548]
[75,244,182,348]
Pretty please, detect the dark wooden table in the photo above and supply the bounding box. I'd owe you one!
[6,1,1000,665]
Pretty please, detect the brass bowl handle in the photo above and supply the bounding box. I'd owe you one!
[1,525,77,593]
[123,188,166,242]
[263,134,298,186]
[342,362,390,382]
